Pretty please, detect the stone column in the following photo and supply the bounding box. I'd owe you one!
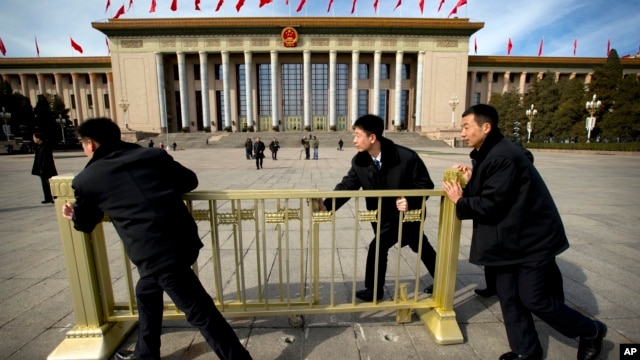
[221,51,232,129]
[270,50,279,130]
[394,51,403,129]
[155,53,168,132]
[244,50,254,129]
[54,73,64,101]
[177,51,189,129]
[486,71,493,103]
[71,73,83,123]
[329,50,337,130]
[372,50,381,115]
[502,71,510,93]
[19,73,28,99]
[303,50,311,130]
[106,72,117,122]
[519,72,527,95]
[351,50,359,125]
[36,73,46,95]
[199,51,211,130]
[415,51,424,131]
[89,73,99,117]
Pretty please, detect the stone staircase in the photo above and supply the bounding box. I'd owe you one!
[138,131,449,150]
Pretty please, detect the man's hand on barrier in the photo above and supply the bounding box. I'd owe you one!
[396,196,408,212]
[62,201,75,220]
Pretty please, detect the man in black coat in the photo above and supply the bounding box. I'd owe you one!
[442,104,606,360]
[61,118,252,360]
[31,133,57,204]
[320,114,437,302]
[253,136,265,169]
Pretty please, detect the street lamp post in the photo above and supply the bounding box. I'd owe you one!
[448,94,459,128]
[525,104,537,143]
[118,96,129,129]
[585,94,601,143]
[56,114,66,145]
[1,107,12,141]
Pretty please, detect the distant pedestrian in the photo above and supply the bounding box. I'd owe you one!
[148,139,154,148]
[253,136,265,170]
[172,142,177,151]
[159,141,165,150]
[245,138,253,160]
[312,136,319,160]
[269,137,280,160]
[301,136,310,160]
[31,133,57,204]
[338,138,344,151]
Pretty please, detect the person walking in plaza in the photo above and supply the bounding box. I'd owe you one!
[268,137,280,160]
[148,139,154,148]
[319,114,437,301]
[244,137,253,160]
[253,136,265,170]
[61,118,252,360]
[301,136,310,160]
[172,142,177,151]
[442,104,606,360]
[31,133,57,204]
[338,138,344,151]
[312,135,319,159]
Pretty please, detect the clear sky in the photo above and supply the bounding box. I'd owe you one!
[0,0,638,58]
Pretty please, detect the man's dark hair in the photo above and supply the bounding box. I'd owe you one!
[461,104,500,130]
[353,114,384,139]
[76,117,121,145]
[33,132,47,141]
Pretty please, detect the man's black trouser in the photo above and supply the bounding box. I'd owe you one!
[364,222,436,291]
[135,266,252,360]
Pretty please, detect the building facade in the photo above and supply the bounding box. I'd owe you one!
[1,17,639,138]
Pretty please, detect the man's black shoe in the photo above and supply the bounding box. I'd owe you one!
[578,320,607,360]
[424,285,433,294]
[499,351,543,360]
[114,350,140,360]
[355,288,383,301]
[474,287,497,297]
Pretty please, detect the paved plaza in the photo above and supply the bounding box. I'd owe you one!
[1,144,639,359]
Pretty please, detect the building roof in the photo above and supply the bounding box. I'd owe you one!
[92,17,485,37]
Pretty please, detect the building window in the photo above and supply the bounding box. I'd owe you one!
[68,74,73,84]
[401,64,410,80]
[475,73,482,83]
[525,74,531,83]
[311,63,328,116]
[173,64,179,81]
[282,63,303,116]
[194,64,201,81]
[51,75,56,85]
[35,76,39,85]
[399,90,409,128]
[337,64,348,116]
[492,73,499,83]
[508,73,514,83]
[87,94,93,108]
[358,64,369,80]
[70,94,76,109]
[237,64,246,117]
[85,74,90,84]
[102,74,108,84]
[380,64,390,80]
[216,91,225,130]
[378,90,388,122]
[215,64,222,80]
[358,90,369,118]
[257,64,272,116]
[103,94,110,109]
[473,92,481,105]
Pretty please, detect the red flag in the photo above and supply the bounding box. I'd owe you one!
[105,37,110,55]
[373,0,378,12]
[621,54,631,58]
[215,0,223,11]
[606,39,610,56]
[128,0,133,10]
[113,4,125,18]
[393,0,401,11]
[327,0,334,12]
[71,38,84,54]
[195,0,201,10]
[419,0,424,13]
[573,38,577,56]
[448,0,466,17]
[474,37,477,54]
[170,0,178,11]
[236,0,245,11]
[259,0,273,7]
[285,0,288,4]
[507,38,513,56]
[35,36,40,57]
[538,37,543,56]
[149,0,156,12]
[350,0,357,14]
[0,37,6,56]
[295,0,305,12]
[437,0,445,12]
[447,5,457,17]
[105,0,111,13]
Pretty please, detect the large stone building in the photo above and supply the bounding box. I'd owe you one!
[1,17,639,138]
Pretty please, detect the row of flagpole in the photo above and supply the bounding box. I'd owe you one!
[103,0,468,17]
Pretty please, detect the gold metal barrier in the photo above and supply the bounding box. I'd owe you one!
[48,171,463,360]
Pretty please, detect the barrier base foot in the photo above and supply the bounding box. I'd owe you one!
[416,307,463,345]
[48,321,137,360]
